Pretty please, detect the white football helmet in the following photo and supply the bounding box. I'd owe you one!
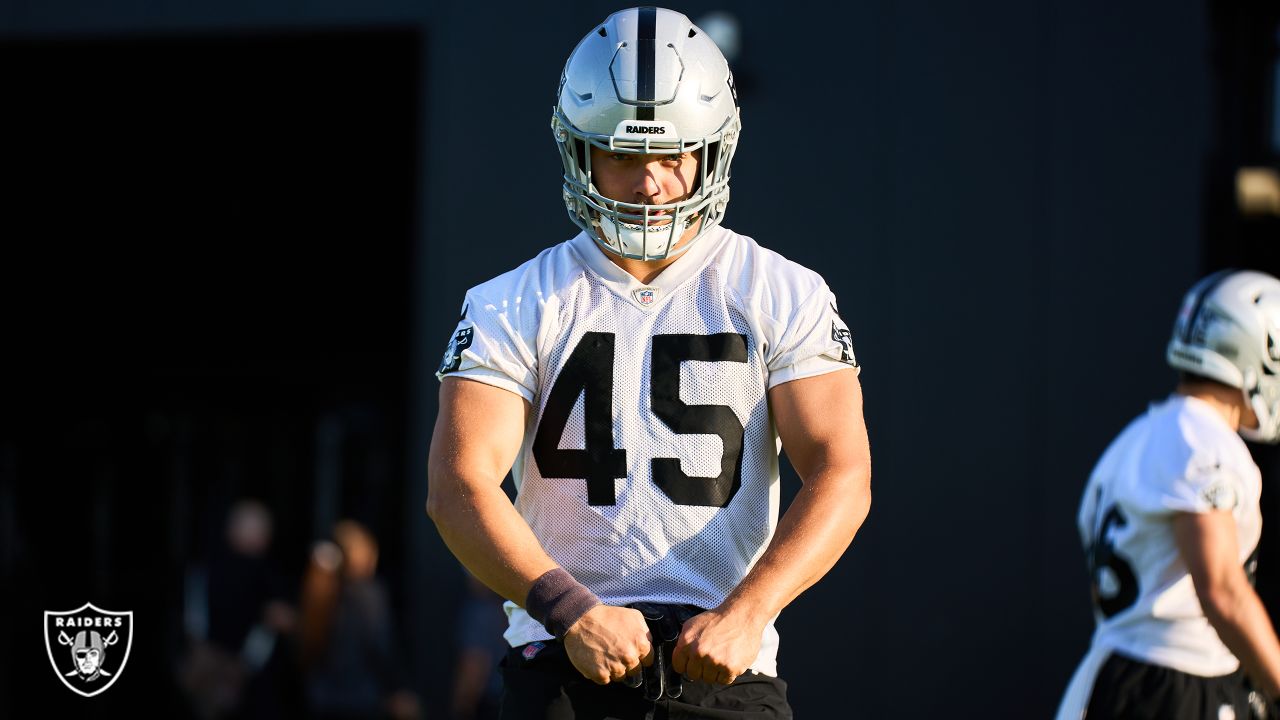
[1167,269,1280,443]
[552,7,741,261]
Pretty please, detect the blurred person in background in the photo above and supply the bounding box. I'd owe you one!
[179,498,300,719]
[450,573,507,720]
[428,6,871,718]
[1058,271,1280,719]
[299,519,420,720]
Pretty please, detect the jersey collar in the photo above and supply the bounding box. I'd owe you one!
[568,226,729,302]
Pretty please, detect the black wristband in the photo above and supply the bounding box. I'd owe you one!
[525,568,601,639]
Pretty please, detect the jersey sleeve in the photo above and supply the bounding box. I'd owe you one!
[1152,455,1245,515]
[766,285,859,388]
[1137,417,1246,515]
[435,280,542,403]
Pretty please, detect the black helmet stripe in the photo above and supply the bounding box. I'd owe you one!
[1183,269,1235,343]
[636,7,657,121]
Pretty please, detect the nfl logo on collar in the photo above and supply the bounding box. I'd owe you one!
[634,288,658,306]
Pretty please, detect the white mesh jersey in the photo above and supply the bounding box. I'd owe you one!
[1057,395,1263,719]
[435,226,858,676]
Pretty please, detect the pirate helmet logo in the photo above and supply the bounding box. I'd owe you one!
[44,602,133,697]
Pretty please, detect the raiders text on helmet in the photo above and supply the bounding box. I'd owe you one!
[552,6,741,260]
[1167,269,1280,443]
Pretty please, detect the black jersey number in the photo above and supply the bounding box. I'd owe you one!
[531,332,627,505]
[1088,504,1140,619]
[532,331,748,508]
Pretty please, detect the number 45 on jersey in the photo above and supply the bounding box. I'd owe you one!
[532,331,748,509]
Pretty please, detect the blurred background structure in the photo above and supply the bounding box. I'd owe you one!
[1,0,1278,717]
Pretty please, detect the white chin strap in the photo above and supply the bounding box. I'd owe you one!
[596,215,695,260]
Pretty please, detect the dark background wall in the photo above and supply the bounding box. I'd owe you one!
[2,0,1277,717]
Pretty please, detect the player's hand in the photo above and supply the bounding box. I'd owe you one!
[562,605,655,685]
[671,607,764,685]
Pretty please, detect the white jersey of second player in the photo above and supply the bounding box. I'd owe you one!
[436,226,857,676]
[1078,394,1261,677]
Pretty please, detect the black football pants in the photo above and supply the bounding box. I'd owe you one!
[498,641,793,720]
[1085,652,1252,720]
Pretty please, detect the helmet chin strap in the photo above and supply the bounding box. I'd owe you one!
[594,213,699,261]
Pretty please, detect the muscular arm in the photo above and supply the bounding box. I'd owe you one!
[426,377,556,604]
[674,368,872,683]
[1174,510,1280,697]
[426,377,652,683]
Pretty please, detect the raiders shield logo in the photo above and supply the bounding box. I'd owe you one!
[438,325,475,375]
[44,602,133,697]
[831,319,856,366]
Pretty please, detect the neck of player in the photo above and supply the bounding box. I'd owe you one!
[1176,379,1251,431]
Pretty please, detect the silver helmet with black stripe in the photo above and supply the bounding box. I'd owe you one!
[1167,269,1280,443]
[552,7,741,260]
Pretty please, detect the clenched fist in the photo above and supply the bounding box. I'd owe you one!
[671,608,765,685]
[563,605,655,685]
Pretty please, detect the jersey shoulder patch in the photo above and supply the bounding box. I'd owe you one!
[1129,397,1252,515]
[435,237,584,394]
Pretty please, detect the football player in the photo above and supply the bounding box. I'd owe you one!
[426,6,871,718]
[1057,270,1280,719]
